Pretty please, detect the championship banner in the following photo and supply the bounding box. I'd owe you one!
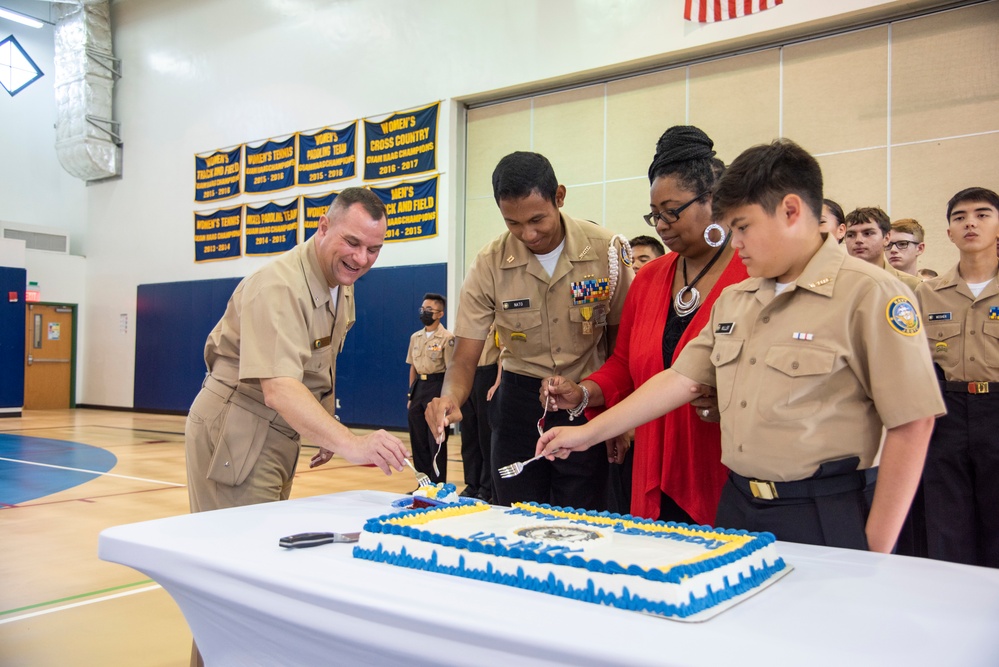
[195,146,242,202]
[363,102,438,181]
[302,191,338,242]
[245,136,296,194]
[194,206,242,262]
[298,124,356,186]
[371,176,438,243]
[245,199,299,256]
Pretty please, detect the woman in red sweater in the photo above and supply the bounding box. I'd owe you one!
[546,126,748,524]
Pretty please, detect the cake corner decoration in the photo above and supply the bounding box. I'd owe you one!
[354,502,788,620]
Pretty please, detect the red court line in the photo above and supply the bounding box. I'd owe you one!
[5,484,186,509]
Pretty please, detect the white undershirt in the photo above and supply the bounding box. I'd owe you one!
[967,280,991,298]
[774,281,794,296]
[535,238,566,278]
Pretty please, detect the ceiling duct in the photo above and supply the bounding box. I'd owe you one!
[53,0,121,181]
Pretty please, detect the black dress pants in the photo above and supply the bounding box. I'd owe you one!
[923,389,999,568]
[459,363,498,500]
[490,370,608,511]
[408,377,448,483]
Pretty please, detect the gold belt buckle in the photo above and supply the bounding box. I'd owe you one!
[749,480,778,500]
[420,374,428,380]
[969,381,989,394]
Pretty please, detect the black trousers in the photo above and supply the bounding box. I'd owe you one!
[408,376,448,483]
[923,389,999,568]
[716,465,875,551]
[459,363,498,499]
[491,370,608,511]
[606,444,633,515]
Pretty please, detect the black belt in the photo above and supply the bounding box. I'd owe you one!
[730,468,877,501]
[417,372,445,381]
[942,381,993,394]
[502,369,544,389]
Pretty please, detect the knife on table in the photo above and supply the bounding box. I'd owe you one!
[279,532,360,548]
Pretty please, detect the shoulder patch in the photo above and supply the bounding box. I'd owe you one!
[448,338,455,346]
[620,245,633,267]
[886,296,920,336]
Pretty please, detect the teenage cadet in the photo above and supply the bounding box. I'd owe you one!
[537,139,944,553]
[426,151,633,510]
[458,324,502,502]
[887,218,926,276]
[406,292,455,483]
[185,187,408,514]
[916,187,999,568]
[844,206,922,291]
[629,234,666,271]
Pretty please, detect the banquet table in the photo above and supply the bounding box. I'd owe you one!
[98,490,999,667]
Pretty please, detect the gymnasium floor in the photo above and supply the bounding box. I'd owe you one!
[0,409,452,667]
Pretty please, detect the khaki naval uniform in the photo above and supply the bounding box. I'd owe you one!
[407,324,455,482]
[185,235,354,512]
[916,266,999,567]
[877,254,922,292]
[455,212,633,509]
[672,234,944,549]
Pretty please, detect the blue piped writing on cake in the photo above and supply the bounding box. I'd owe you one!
[352,543,787,619]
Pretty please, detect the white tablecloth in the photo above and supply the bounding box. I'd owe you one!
[98,490,999,667]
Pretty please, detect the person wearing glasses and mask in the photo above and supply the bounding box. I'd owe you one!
[407,292,455,483]
[886,219,926,276]
[541,126,748,525]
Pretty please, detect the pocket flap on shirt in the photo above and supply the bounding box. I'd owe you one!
[764,344,836,378]
[710,339,743,367]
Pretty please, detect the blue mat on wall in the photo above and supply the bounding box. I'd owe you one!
[134,263,447,430]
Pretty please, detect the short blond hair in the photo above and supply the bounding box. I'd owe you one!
[891,218,924,243]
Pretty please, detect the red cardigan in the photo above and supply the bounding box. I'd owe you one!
[587,250,749,524]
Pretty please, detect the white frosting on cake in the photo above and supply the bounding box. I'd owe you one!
[354,503,786,619]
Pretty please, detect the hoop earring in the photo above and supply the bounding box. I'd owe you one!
[704,223,726,248]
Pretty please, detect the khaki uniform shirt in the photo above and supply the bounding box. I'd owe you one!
[407,325,455,375]
[877,254,922,292]
[916,265,999,382]
[455,213,633,381]
[673,234,945,481]
[477,323,502,367]
[204,235,355,431]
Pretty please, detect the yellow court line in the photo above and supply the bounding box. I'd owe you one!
[0,457,186,487]
[0,585,162,625]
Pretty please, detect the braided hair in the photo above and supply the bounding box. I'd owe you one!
[647,125,725,192]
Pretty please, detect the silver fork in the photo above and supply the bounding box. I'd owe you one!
[498,451,560,479]
[404,458,433,487]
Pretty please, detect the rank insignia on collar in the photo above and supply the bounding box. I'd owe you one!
[886,296,920,336]
[715,322,735,335]
[578,245,591,259]
[807,278,831,288]
[506,255,515,263]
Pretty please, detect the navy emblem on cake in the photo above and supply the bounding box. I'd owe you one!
[515,525,603,543]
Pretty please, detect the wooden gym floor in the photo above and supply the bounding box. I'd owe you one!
[0,409,461,667]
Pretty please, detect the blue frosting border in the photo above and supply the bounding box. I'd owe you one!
[353,543,787,618]
[358,502,784,585]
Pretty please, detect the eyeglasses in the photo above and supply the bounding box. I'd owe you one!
[643,192,709,227]
[886,240,919,250]
[419,307,442,315]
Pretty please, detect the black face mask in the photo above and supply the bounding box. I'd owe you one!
[419,310,436,326]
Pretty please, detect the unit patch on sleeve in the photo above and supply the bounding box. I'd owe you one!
[886,296,921,336]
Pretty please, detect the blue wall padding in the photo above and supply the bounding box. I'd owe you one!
[0,267,26,411]
[133,263,446,429]
[134,277,241,412]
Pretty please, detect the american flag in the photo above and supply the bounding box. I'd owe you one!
[684,0,783,23]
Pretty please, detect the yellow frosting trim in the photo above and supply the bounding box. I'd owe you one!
[510,503,753,571]
[386,502,489,526]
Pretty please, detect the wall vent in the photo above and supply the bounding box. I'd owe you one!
[1,225,70,254]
